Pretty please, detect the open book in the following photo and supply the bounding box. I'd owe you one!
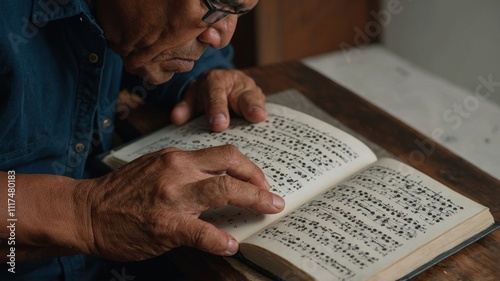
[101,103,496,281]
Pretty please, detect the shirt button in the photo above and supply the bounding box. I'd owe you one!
[88,53,99,64]
[102,118,112,129]
[75,143,86,153]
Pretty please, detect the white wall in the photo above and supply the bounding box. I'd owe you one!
[380,0,500,106]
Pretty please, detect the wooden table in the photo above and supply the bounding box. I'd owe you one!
[137,61,500,280]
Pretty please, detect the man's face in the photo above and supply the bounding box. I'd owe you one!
[94,0,258,85]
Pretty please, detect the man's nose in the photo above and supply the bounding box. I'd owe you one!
[197,15,238,49]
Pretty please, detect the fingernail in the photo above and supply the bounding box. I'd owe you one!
[272,194,285,210]
[225,239,238,255]
[210,113,227,125]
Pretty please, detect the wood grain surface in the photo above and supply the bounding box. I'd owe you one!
[124,61,500,280]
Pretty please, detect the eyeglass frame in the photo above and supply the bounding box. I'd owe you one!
[201,0,251,24]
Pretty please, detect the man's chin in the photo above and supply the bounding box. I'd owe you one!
[130,69,176,85]
[124,57,197,85]
[144,72,176,85]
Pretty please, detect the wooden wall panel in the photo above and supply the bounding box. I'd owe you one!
[231,0,379,68]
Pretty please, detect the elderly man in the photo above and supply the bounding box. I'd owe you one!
[0,0,285,280]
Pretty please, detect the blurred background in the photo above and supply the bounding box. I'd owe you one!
[231,0,500,179]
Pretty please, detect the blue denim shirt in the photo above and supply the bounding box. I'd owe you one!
[0,0,233,279]
[0,0,234,178]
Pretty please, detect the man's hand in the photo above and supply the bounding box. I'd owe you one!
[170,69,268,132]
[74,145,284,262]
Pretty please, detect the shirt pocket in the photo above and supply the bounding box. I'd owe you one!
[0,111,53,170]
[0,69,60,171]
[0,137,47,169]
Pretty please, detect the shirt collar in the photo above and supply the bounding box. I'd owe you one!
[31,0,93,25]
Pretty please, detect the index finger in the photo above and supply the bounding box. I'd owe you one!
[186,175,285,214]
[180,144,270,190]
[233,88,268,124]
[203,70,267,132]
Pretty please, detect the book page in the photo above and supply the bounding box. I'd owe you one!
[109,103,377,241]
[241,158,491,280]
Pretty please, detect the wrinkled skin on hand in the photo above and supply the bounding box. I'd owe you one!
[170,69,268,132]
[74,145,284,262]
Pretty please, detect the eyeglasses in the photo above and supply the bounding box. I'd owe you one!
[201,0,251,24]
